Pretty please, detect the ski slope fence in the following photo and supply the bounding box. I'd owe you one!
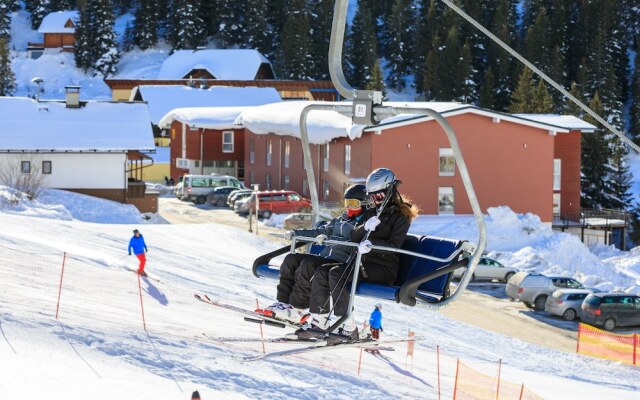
[452,360,543,400]
[576,323,638,365]
[0,245,547,399]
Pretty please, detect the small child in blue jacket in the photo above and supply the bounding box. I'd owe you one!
[369,303,383,340]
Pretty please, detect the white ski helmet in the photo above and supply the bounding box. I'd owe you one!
[365,168,396,194]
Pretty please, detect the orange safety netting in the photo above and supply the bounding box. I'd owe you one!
[577,323,638,365]
[453,360,543,400]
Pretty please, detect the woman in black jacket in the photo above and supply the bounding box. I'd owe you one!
[305,168,418,339]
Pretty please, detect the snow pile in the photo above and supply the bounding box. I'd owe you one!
[0,186,152,224]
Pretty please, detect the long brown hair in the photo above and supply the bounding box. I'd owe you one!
[393,192,419,222]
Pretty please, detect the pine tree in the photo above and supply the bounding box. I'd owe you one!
[385,0,416,90]
[168,0,205,51]
[365,59,387,99]
[50,0,73,11]
[581,92,612,209]
[245,0,272,57]
[0,36,15,96]
[217,0,246,46]
[605,137,633,210]
[92,0,119,77]
[0,0,11,39]
[478,66,496,109]
[276,0,312,80]
[121,20,134,52]
[347,0,377,90]
[631,48,640,144]
[27,0,50,30]
[134,0,159,50]
[308,0,332,80]
[509,67,535,113]
[73,5,93,71]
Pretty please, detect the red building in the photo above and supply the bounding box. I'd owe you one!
[242,104,595,223]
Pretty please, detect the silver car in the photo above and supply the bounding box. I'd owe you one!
[545,289,592,321]
[453,257,518,282]
[506,272,586,311]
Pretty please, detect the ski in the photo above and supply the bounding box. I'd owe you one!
[239,336,422,362]
[201,333,319,344]
[193,293,303,330]
[126,267,160,282]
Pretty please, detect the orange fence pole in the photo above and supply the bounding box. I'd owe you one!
[496,358,502,400]
[576,323,582,353]
[519,383,525,400]
[55,252,67,319]
[452,358,459,400]
[137,273,147,331]
[256,299,266,354]
[437,345,441,400]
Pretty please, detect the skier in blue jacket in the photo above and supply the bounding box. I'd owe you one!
[128,229,148,276]
[369,303,383,340]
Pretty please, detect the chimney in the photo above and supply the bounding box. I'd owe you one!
[65,85,81,108]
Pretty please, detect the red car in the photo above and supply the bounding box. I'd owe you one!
[242,190,311,219]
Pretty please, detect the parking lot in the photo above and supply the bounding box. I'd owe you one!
[158,195,620,354]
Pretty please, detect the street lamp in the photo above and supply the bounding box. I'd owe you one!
[31,77,43,101]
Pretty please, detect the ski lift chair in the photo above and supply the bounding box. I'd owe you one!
[253,233,474,308]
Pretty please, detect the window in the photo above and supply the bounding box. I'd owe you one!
[439,148,455,176]
[553,159,561,190]
[21,161,30,174]
[323,144,329,172]
[176,158,189,168]
[222,131,234,153]
[283,175,290,190]
[266,140,273,166]
[249,139,255,164]
[265,173,272,190]
[438,187,454,214]
[323,180,330,199]
[289,193,301,201]
[249,170,254,184]
[42,161,52,174]
[302,178,309,196]
[284,141,290,168]
[344,144,351,175]
[553,193,561,216]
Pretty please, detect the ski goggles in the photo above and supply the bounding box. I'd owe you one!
[369,191,386,203]
[344,198,362,209]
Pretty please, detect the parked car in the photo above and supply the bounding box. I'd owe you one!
[505,272,587,311]
[452,257,518,283]
[206,186,238,207]
[581,292,640,330]
[180,174,244,203]
[545,289,593,321]
[234,197,251,214]
[174,181,184,199]
[237,190,311,218]
[283,213,330,230]
[227,189,253,208]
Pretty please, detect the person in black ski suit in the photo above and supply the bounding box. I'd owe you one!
[305,168,418,339]
[263,184,368,324]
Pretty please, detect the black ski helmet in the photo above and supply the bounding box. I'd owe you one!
[344,184,367,201]
[366,168,397,194]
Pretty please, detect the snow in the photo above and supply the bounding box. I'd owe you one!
[236,101,357,144]
[0,97,155,151]
[37,11,79,34]
[158,106,250,130]
[1,187,640,399]
[513,114,598,132]
[136,85,282,125]
[156,49,273,80]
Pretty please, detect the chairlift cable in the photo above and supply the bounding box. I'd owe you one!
[439,0,640,155]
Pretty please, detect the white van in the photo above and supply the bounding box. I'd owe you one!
[180,174,244,203]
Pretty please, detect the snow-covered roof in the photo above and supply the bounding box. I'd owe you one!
[158,107,248,130]
[135,85,282,125]
[236,101,355,144]
[513,114,598,132]
[365,104,598,134]
[0,97,155,152]
[37,11,79,34]
[157,49,273,80]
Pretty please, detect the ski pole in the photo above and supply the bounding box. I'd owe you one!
[107,254,129,268]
